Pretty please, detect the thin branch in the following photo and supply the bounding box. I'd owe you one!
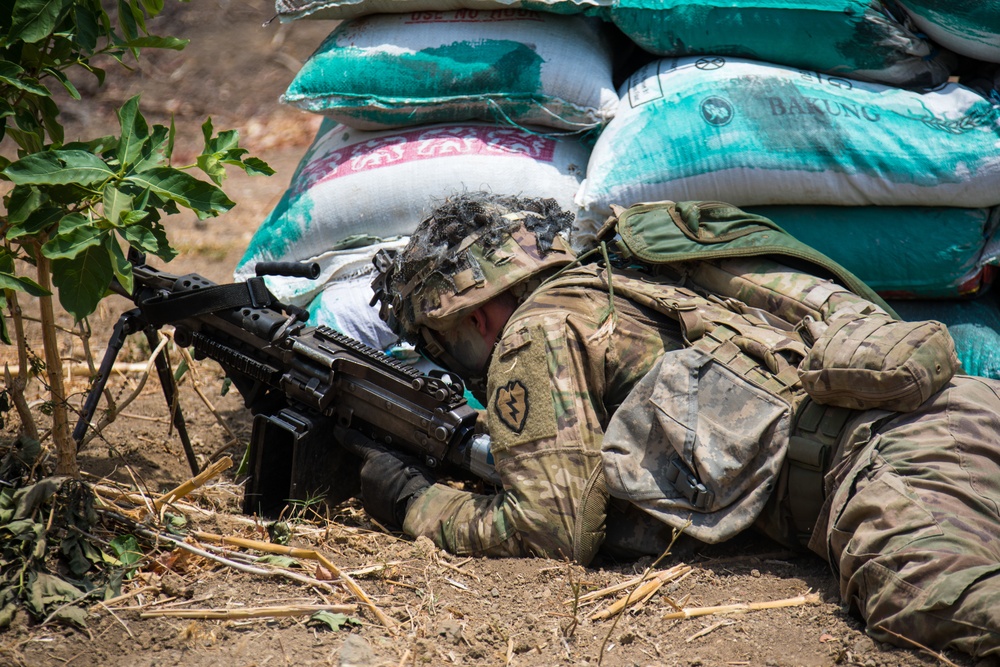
[140,603,357,620]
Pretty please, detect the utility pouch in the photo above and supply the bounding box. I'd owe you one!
[602,347,791,543]
[798,314,961,412]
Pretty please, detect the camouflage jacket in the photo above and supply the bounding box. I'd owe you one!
[402,257,892,564]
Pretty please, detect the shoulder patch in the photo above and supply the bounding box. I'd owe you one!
[495,380,529,433]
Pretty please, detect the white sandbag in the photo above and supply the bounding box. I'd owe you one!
[281,11,618,133]
[236,118,593,276]
[896,0,1000,63]
[576,57,1000,223]
[307,274,401,352]
[237,236,408,306]
[275,0,604,22]
[604,0,954,87]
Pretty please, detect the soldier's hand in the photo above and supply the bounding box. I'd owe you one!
[334,426,434,528]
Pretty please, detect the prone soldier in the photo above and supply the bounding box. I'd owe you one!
[344,192,1000,660]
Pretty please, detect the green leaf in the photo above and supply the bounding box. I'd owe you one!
[72,3,99,51]
[5,185,44,226]
[41,214,103,260]
[116,96,149,169]
[123,35,188,50]
[307,611,362,632]
[6,205,63,240]
[0,272,49,298]
[51,241,115,320]
[35,94,63,146]
[109,239,132,296]
[125,0,148,36]
[134,123,170,171]
[4,150,113,187]
[174,357,188,382]
[125,167,234,218]
[120,220,175,261]
[241,156,275,177]
[200,117,214,147]
[103,185,133,225]
[116,0,138,42]
[196,153,225,186]
[139,0,165,15]
[43,67,79,100]
[0,61,50,96]
[10,0,73,44]
[109,535,141,568]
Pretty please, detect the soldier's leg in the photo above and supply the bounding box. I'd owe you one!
[827,377,1000,660]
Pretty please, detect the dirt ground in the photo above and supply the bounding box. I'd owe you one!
[0,2,985,666]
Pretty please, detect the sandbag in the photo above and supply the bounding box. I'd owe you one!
[275,0,603,21]
[890,293,1000,380]
[604,0,954,88]
[576,57,1000,223]
[746,206,1000,299]
[896,0,1000,63]
[235,119,593,277]
[282,11,618,132]
[306,274,401,352]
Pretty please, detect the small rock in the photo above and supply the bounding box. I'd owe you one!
[437,620,463,645]
[852,637,876,654]
[339,634,375,667]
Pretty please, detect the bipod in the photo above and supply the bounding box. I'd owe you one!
[73,309,201,477]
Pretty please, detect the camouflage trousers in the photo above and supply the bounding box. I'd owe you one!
[815,376,1000,659]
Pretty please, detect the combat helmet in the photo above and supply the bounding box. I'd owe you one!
[371,192,577,369]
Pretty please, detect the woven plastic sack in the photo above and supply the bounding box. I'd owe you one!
[604,0,953,87]
[576,57,1000,224]
[275,0,604,21]
[235,119,592,279]
[282,11,617,133]
[897,0,1000,63]
[746,205,1000,299]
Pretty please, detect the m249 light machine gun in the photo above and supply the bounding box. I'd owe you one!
[73,253,494,517]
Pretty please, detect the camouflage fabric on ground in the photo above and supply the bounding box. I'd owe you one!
[814,376,1000,658]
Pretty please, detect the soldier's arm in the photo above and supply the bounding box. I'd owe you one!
[403,309,613,564]
[685,256,891,326]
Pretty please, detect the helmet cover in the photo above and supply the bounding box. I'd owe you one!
[372,192,577,341]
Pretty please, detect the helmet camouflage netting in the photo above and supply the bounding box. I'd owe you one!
[372,192,577,340]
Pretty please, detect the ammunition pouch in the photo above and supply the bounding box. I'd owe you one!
[785,399,855,544]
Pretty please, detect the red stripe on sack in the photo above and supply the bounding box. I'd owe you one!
[293,126,557,195]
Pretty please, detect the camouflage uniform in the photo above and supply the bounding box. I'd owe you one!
[815,376,1000,657]
[403,258,1000,658]
[404,262,684,562]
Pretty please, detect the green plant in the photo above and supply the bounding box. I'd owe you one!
[0,0,273,475]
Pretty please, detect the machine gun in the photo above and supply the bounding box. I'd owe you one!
[73,252,496,517]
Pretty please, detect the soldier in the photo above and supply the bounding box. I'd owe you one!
[344,192,1000,661]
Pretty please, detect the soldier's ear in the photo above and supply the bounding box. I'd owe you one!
[468,306,490,339]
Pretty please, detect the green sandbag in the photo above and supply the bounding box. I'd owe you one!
[746,206,1000,299]
[890,293,1000,380]
[604,0,954,87]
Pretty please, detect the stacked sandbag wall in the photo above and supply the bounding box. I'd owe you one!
[238,7,618,350]
[242,0,1000,378]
